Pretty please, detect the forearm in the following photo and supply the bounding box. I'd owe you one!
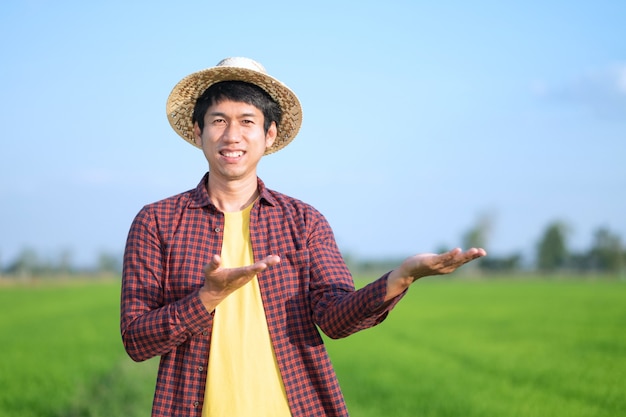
[308,220,406,338]
[121,212,213,361]
[121,290,213,361]
[315,272,406,339]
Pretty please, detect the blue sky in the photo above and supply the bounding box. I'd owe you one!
[1,0,625,267]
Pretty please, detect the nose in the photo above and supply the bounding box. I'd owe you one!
[222,122,242,143]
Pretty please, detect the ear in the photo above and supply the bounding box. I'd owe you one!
[265,121,277,149]
[193,122,202,146]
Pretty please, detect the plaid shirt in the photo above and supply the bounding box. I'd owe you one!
[121,173,405,417]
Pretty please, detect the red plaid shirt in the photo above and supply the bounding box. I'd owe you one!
[121,174,405,417]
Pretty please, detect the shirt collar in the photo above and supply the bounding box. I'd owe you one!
[188,172,277,209]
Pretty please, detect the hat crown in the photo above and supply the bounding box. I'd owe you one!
[216,57,267,74]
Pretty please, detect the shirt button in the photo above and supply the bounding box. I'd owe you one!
[198,365,203,372]
[202,330,208,336]
[193,401,200,408]
[214,227,221,232]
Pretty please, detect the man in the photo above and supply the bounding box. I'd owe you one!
[120,57,486,417]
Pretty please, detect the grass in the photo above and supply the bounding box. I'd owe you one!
[0,276,624,416]
[0,280,157,417]
[326,277,626,417]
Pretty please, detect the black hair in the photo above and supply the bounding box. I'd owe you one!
[192,81,282,134]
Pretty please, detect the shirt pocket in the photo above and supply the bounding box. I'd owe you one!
[276,249,310,292]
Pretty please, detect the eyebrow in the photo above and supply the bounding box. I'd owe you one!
[208,111,259,118]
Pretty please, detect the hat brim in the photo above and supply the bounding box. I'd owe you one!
[166,66,302,155]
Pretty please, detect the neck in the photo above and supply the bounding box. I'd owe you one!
[206,174,259,212]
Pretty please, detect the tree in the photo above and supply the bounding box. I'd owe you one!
[461,211,495,272]
[58,248,74,275]
[536,221,569,272]
[462,212,494,250]
[97,251,122,275]
[481,253,523,273]
[588,227,623,273]
[5,247,41,277]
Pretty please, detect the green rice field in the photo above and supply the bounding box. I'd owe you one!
[1,277,624,417]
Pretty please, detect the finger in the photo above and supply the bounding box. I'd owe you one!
[445,248,462,257]
[453,249,486,268]
[262,255,281,267]
[465,248,487,258]
[203,254,222,274]
[249,255,281,273]
[441,248,462,264]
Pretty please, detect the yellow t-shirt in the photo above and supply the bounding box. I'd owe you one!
[203,205,291,417]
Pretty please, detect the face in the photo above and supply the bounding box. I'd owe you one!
[194,99,276,182]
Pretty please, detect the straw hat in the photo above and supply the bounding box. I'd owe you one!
[166,57,302,155]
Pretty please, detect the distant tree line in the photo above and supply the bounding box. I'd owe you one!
[1,220,624,279]
[0,248,122,279]
[461,217,625,275]
[348,219,625,278]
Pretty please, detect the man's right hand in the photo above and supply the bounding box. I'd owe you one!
[198,254,281,312]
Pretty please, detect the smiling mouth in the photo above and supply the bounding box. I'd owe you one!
[220,151,244,158]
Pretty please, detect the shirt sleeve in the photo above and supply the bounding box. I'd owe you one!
[120,206,214,362]
[307,210,407,339]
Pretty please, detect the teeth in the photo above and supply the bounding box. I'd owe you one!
[222,151,243,157]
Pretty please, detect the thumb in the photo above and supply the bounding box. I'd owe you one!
[203,254,222,274]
